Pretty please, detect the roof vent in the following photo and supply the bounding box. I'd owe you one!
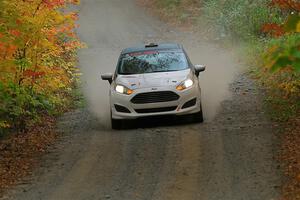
[145,43,158,48]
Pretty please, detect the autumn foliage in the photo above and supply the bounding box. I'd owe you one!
[270,0,300,11]
[0,0,83,132]
[262,0,300,72]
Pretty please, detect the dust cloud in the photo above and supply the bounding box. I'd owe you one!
[183,41,241,120]
[78,49,116,128]
[76,0,241,127]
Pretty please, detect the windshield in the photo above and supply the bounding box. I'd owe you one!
[117,51,189,75]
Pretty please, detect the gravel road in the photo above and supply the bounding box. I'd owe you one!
[2,0,281,200]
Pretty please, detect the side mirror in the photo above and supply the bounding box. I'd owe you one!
[101,73,113,84]
[194,64,206,77]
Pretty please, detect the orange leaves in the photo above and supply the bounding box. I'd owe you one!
[6,45,17,55]
[57,24,75,34]
[262,23,285,37]
[68,12,79,21]
[271,0,300,12]
[16,19,22,25]
[263,1,300,37]
[0,43,18,58]
[9,30,21,37]
[43,0,65,9]
[63,40,83,51]
[280,116,300,200]
[69,0,80,4]
[23,70,45,79]
[42,0,79,9]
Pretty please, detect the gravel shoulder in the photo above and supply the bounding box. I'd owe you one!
[1,0,281,199]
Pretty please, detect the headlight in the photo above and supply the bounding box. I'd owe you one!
[115,84,133,95]
[176,79,194,91]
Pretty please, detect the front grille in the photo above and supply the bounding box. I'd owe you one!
[131,91,180,104]
[135,106,177,114]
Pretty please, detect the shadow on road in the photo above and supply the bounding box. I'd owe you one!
[122,115,200,129]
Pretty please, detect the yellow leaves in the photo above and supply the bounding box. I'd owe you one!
[279,80,300,94]
[0,121,10,129]
[64,12,79,22]
[53,13,66,24]
[297,21,300,32]
[264,45,279,69]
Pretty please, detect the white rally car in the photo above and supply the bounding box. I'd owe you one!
[101,43,205,129]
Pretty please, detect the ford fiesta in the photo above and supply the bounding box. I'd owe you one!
[101,43,205,129]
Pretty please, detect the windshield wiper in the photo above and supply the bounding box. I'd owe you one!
[120,73,135,75]
[152,69,179,73]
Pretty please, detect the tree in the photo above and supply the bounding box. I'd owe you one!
[0,0,83,131]
[262,0,300,72]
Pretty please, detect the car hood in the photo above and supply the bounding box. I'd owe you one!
[115,69,191,90]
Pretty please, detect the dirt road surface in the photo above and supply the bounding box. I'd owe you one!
[2,0,281,200]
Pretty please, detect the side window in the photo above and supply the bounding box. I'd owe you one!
[183,49,194,68]
[115,55,123,78]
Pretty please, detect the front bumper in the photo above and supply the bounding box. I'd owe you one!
[110,85,201,120]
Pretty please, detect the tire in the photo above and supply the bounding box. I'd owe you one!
[111,118,122,130]
[193,103,204,123]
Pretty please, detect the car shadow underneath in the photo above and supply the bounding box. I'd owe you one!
[121,115,201,129]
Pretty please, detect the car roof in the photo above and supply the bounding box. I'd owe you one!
[121,43,183,55]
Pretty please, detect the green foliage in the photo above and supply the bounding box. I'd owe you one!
[0,80,75,133]
[1,82,44,130]
[265,34,300,72]
[284,14,300,32]
[263,12,300,72]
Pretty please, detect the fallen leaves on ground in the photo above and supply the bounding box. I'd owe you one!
[0,116,57,194]
[280,114,300,200]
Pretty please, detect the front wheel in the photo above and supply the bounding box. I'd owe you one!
[193,103,204,123]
